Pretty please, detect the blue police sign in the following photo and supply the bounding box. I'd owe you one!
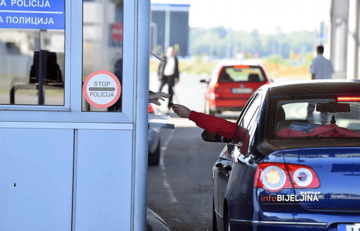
[0,0,64,30]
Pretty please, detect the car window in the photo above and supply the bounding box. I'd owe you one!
[234,94,261,144]
[82,0,123,112]
[0,13,65,106]
[235,94,256,132]
[269,95,360,139]
[218,66,266,83]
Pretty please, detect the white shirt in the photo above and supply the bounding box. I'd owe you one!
[164,57,175,76]
[309,54,334,79]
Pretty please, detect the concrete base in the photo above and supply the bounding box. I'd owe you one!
[147,207,171,231]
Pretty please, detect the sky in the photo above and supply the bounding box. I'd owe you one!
[151,0,331,34]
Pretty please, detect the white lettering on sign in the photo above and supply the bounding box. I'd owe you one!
[89,92,115,97]
[83,71,121,108]
[112,29,122,34]
[0,16,3,23]
[11,0,51,7]
[5,16,54,25]
[94,81,111,86]
[1,0,63,29]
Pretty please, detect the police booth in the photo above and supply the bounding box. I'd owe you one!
[0,0,150,230]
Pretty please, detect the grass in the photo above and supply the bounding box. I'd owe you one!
[150,58,312,80]
[178,61,217,75]
[262,63,311,80]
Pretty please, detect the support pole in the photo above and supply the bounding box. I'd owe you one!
[133,0,150,230]
[347,0,360,79]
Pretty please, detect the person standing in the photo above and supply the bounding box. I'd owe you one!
[308,45,334,124]
[309,45,334,80]
[157,46,179,110]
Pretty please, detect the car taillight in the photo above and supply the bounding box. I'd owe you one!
[210,92,221,99]
[148,104,154,113]
[287,165,320,188]
[337,96,360,102]
[211,84,221,99]
[265,81,270,85]
[254,163,320,192]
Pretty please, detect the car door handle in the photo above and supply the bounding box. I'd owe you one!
[215,161,223,168]
[215,161,232,172]
[224,164,232,171]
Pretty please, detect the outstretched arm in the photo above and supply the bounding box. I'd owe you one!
[171,104,191,118]
[171,104,239,140]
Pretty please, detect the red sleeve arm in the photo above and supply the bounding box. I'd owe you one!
[189,111,239,140]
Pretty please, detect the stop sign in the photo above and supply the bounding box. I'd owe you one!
[112,22,123,43]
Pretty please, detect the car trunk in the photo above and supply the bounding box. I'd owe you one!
[282,147,360,212]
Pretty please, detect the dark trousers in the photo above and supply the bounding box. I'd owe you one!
[158,76,175,109]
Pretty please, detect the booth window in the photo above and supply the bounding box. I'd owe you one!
[0,5,65,106]
[82,0,123,112]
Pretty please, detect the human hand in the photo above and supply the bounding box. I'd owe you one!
[171,104,191,118]
[149,92,170,106]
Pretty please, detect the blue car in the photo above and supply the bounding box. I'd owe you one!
[207,80,360,231]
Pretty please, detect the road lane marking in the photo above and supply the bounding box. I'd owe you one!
[159,129,178,203]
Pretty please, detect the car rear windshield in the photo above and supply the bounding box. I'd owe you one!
[218,66,266,83]
[267,95,360,139]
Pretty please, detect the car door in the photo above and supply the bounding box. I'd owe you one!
[215,93,260,221]
[213,144,228,225]
[216,142,233,220]
[226,93,262,221]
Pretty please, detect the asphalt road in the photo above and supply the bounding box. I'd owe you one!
[147,73,238,231]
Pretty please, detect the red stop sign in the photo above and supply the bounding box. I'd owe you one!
[112,22,123,43]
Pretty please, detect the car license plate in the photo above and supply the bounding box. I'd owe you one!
[338,224,360,231]
[231,88,253,94]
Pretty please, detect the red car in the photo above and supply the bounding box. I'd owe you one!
[202,63,271,115]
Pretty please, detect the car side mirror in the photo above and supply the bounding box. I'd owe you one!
[201,130,231,143]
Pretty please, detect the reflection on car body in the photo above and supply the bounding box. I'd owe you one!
[208,80,360,231]
[201,63,271,116]
[148,104,161,166]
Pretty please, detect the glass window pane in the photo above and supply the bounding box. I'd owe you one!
[0,29,65,105]
[270,96,360,139]
[82,0,123,112]
[233,94,260,143]
[219,66,266,83]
